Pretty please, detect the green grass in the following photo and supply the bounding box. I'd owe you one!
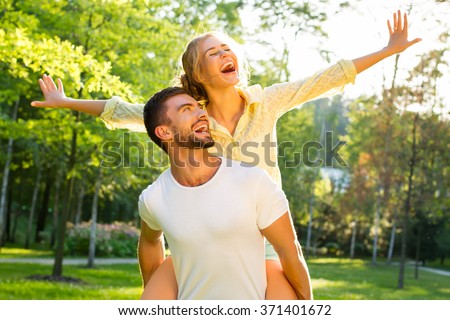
[1,251,449,299]
[0,263,142,299]
[309,258,450,299]
[0,247,54,259]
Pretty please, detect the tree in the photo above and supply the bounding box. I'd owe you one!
[0,98,19,247]
[87,168,102,268]
[0,24,135,277]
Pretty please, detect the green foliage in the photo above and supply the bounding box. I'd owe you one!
[252,0,329,36]
[64,222,139,257]
[1,0,448,277]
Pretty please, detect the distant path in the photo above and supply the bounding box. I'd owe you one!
[389,261,450,277]
[1,257,449,277]
[418,266,450,277]
[0,258,137,265]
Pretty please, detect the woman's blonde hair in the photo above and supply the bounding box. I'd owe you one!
[173,31,250,102]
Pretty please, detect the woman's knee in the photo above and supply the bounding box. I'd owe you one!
[265,259,298,300]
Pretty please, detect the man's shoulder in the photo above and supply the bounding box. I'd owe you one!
[226,160,282,192]
[139,168,171,199]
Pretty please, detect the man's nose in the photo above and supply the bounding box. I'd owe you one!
[197,107,207,117]
[194,107,208,122]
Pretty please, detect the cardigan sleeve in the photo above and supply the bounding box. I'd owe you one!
[100,96,146,132]
[262,59,357,119]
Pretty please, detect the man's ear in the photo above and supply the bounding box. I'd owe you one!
[155,125,172,142]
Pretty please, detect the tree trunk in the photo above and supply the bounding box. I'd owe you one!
[52,111,79,277]
[35,172,52,242]
[415,227,422,280]
[0,98,19,248]
[372,187,381,265]
[74,176,86,225]
[50,168,62,248]
[350,220,357,259]
[5,182,13,242]
[398,113,419,289]
[386,209,397,264]
[25,166,43,249]
[306,112,326,258]
[306,187,314,259]
[11,177,23,244]
[88,169,102,268]
[11,208,20,243]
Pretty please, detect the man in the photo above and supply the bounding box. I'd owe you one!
[138,86,311,299]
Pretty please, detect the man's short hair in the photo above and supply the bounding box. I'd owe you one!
[143,87,189,152]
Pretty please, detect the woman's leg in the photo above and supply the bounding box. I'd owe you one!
[265,259,298,299]
[140,253,297,300]
[140,257,178,300]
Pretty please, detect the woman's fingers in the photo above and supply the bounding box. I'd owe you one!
[57,78,64,93]
[387,19,394,35]
[397,10,402,32]
[38,78,48,94]
[403,12,408,34]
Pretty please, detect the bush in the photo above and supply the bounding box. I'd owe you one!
[65,221,140,257]
[324,242,340,255]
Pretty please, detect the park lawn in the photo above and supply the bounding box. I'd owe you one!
[0,257,449,300]
[0,247,54,259]
[0,263,142,299]
[309,258,450,300]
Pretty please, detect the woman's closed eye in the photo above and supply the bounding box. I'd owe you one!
[209,48,231,56]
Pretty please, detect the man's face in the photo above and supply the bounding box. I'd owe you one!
[164,94,214,149]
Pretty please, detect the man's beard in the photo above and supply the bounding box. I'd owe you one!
[172,128,215,149]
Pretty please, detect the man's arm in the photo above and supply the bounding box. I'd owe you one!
[138,219,165,287]
[31,74,107,116]
[261,213,313,300]
[352,10,421,74]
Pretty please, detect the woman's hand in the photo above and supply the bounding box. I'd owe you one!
[384,10,421,55]
[31,74,70,109]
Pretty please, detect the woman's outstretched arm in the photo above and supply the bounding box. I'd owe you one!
[31,74,146,132]
[31,74,107,116]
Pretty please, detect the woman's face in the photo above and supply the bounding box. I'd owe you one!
[198,35,240,89]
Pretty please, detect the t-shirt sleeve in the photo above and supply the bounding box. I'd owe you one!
[138,189,162,231]
[254,170,290,229]
[262,59,356,119]
[100,96,147,132]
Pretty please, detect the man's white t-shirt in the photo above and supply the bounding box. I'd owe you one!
[138,159,289,300]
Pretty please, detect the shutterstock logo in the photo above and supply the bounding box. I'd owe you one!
[100,132,347,168]
[278,131,348,168]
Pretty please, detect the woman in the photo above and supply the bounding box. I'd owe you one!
[32,11,420,299]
